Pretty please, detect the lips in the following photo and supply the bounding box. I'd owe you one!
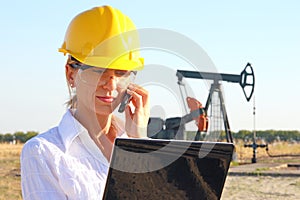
[96,96,115,103]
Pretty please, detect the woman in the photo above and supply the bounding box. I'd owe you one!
[21,5,149,200]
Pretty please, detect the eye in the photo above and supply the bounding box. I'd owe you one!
[115,70,130,77]
[79,65,92,70]
[91,68,106,74]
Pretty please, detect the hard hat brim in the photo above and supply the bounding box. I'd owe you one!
[71,53,144,71]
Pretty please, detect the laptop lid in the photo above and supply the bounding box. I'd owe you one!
[103,138,233,200]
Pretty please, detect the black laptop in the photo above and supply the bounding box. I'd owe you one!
[103,138,234,200]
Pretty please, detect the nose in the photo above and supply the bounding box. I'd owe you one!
[101,71,117,91]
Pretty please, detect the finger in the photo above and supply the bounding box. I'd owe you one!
[128,84,149,106]
[128,83,148,96]
[125,104,133,120]
[127,90,143,111]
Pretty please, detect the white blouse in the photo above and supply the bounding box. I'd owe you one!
[21,110,127,200]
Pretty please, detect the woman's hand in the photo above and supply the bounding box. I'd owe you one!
[124,84,149,138]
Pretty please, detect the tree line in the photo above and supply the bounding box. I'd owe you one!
[186,130,300,143]
[231,130,300,143]
[0,131,38,143]
[1,129,300,144]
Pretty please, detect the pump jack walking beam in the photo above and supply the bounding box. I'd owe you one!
[177,63,255,102]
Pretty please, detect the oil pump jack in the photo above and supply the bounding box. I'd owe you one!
[147,63,255,143]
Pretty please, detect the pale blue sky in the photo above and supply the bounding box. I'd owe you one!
[1,0,299,134]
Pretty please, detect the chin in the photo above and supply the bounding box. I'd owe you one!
[94,103,118,115]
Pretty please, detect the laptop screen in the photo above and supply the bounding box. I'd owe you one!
[103,138,233,200]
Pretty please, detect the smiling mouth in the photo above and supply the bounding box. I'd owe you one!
[96,96,115,103]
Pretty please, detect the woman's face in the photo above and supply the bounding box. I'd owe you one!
[74,66,134,115]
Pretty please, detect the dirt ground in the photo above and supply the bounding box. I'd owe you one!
[221,154,300,200]
[219,142,300,200]
[222,175,300,200]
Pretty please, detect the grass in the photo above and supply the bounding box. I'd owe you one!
[234,141,300,163]
[0,144,23,200]
[255,167,270,172]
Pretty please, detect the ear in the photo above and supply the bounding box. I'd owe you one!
[65,64,77,87]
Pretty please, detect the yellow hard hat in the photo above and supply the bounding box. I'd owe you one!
[58,5,144,71]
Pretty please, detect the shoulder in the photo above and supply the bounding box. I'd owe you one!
[21,127,63,159]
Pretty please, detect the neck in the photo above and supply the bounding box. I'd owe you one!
[73,105,117,161]
[74,106,112,138]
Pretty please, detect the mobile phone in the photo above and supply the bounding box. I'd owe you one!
[117,71,137,113]
[118,91,132,113]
